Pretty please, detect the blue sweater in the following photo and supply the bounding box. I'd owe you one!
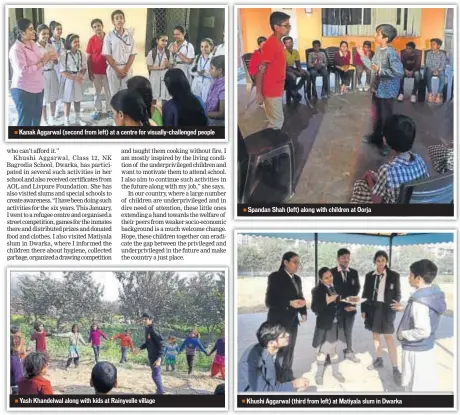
[397,285,446,351]
[179,337,207,355]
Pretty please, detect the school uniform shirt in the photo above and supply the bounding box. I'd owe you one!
[191,54,213,102]
[168,40,195,81]
[50,37,65,81]
[260,35,286,98]
[214,43,225,56]
[146,47,170,100]
[59,50,87,103]
[9,40,44,93]
[102,29,137,66]
[285,49,300,67]
[36,41,60,104]
[86,34,108,75]
[18,375,53,395]
[371,152,429,203]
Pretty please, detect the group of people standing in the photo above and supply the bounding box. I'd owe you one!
[238,248,446,393]
[9,9,225,127]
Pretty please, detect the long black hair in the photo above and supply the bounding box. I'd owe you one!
[373,250,389,269]
[127,76,153,119]
[23,352,49,380]
[174,25,189,42]
[111,89,150,126]
[278,251,299,271]
[164,69,208,126]
[13,19,32,41]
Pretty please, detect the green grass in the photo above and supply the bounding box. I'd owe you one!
[11,315,216,372]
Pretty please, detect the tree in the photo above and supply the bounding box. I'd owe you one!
[99,301,120,324]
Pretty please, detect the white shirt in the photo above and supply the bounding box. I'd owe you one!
[60,50,87,73]
[36,42,55,70]
[214,43,225,56]
[374,269,387,303]
[102,29,136,65]
[168,40,195,62]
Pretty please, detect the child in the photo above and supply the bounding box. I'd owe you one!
[163,69,208,127]
[283,36,309,102]
[18,352,53,395]
[87,18,111,120]
[36,24,59,125]
[179,329,207,375]
[49,21,65,117]
[334,41,355,95]
[112,329,134,363]
[307,40,328,99]
[168,25,195,82]
[102,9,137,98]
[59,33,87,126]
[206,55,225,120]
[394,260,447,392]
[256,11,291,130]
[90,361,118,394]
[248,36,267,78]
[361,250,402,385]
[146,34,171,103]
[209,332,225,379]
[355,40,374,92]
[88,323,109,363]
[127,76,163,126]
[164,336,180,371]
[425,38,446,104]
[191,38,214,102]
[311,267,345,385]
[110,89,150,127]
[398,41,421,103]
[55,324,87,370]
[10,345,23,394]
[358,24,403,156]
[30,321,50,354]
[11,326,26,360]
[351,114,429,204]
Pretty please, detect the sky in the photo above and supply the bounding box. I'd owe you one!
[11,271,199,301]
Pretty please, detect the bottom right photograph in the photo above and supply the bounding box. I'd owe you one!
[235,231,455,409]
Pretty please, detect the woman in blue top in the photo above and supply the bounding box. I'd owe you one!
[163,68,208,127]
[179,329,207,375]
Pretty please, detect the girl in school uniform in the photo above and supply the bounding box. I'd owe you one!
[49,21,65,117]
[361,250,402,385]
[311,267,346,386]
[59,33,87,126]
[191,38,214,102]
[146,34,171,104]
[36,24,60,126]
[168,25,195,83]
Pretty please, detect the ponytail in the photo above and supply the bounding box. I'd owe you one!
[110,89,150,126]
[279,251,299,271]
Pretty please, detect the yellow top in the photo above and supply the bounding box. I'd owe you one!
[285,49,300,67]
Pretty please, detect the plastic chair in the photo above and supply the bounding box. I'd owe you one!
[325,46,340,94]
[397,172,454,204]
[242,53,256,109]
[240,128,295,203]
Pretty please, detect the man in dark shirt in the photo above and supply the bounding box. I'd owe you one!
[135,312,166,394]
[398,41,421,103]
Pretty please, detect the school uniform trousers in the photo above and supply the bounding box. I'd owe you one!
[265,269,307,382]
[361,269,401,334]
[331,267,360,353]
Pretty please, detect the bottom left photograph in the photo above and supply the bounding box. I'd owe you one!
[8,269,227,409]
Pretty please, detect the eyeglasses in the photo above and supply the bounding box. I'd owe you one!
[279,24,291,28]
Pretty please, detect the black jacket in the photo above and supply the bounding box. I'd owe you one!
[265,269,307,329]
[361,268,401,316]
[330,266,360,314]
[139,324,166,365]
[311,283,339,330]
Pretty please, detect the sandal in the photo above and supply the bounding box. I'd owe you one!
[427,93,434,103]
[435,94,443,104]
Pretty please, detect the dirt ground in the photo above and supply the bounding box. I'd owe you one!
[46,358,223,395]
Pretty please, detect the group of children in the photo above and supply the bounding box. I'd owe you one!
[10,320,225,395]
[10,9,225,127]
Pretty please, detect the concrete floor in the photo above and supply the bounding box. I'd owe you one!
[237,312,454,393]
[238,78,454,203]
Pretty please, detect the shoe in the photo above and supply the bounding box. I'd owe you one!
[364,84,370,92]
[344,350,361,363]
[333,372,345,383]
[358,85,364,92]
[393,367,402,385]
[294,92,302,102]
[435,94,443,104]
[397,93,404,102]
[410,94,417,103]
[315,373,324,385]
[55,110,64,118]
[361,134,373,143]
[90,111,102,120]
[367,357,383,370]
[380,145,390,156]
[64,119,71,126]
[427,93,434,102]
[75,118,87,126]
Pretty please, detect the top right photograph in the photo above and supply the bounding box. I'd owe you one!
[236,7,455,217]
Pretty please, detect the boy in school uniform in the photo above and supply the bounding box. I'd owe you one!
[256,11,291,130]
[351,114,429,204]
[393,260,446,392]
[358,24,403,156]
[102,9,136,98]
[87,18,112,120]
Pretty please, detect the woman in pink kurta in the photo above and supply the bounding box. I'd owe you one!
[9,19,56,126]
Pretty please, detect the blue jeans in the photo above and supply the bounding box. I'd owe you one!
[11,88,44,126]
[92,345,100,362]
[425,68,446,94]
[151,365,165,394]
[120,346,128,363]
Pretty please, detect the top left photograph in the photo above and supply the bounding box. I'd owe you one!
[6,6,227,140]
